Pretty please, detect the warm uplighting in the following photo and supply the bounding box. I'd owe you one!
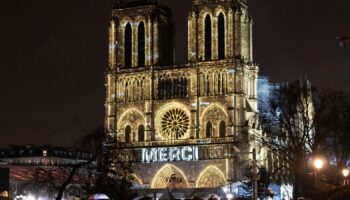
[342,168,349,178]
[313,158,324,169]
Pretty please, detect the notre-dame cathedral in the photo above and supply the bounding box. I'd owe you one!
[105,0,264,195]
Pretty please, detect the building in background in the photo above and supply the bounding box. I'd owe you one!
[0,146,93,199]
[105,0,266,198]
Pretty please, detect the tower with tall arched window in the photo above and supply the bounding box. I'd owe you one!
[188,0,253,62]
[107,0,174,70]
[105,0,264,196]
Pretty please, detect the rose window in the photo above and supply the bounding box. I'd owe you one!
[161,108,189,139]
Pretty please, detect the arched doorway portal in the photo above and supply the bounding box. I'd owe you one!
[196,166,227,188]
[151,164,189,189]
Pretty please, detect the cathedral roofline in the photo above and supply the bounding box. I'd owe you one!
[112,0,171,15]
[112,59,258,75]
[193,0,247,6]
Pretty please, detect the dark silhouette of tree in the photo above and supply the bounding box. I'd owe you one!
[314,89,350,167]
[22,127,135,200]
[256,80,316,198]
[313,89,350,186]
[87,144,135,200]
[257,81,350,198]
[55,158,95,200]
[75,126,136,200]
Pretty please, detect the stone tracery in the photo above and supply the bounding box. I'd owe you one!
[106,0,260,192]
[118,108,145,142]
[200,103,228,138]
[151,164,189,189]
[196,166,227,188]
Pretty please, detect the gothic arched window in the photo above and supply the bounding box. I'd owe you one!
[166,79,171,99]
[124,23,132,68]
[125,125,131,143]
[138,22,145,67]
[206,74,210,95]
[138,125,145,142]
[159,79,164,99]
[219,121,226,137]
[218,13,225,60]
[218,74,221,94]
[173,78,178,97]
[125,82,129,101]
[206,122,212,138]
[140,80,144,100]
[204,14,212,61]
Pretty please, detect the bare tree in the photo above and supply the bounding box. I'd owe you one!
[256,80,316,198]
[314,89,350,177]
[20,157,94,200]
[76,127,136,200]
[22,127,134,200]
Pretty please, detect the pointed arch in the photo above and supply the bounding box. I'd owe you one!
[151,164,189,189]
[196,166,227,188]
[216,73,220,94]
[131,173,143,185]
[118,108,145,139]
[138,124,145,142]
[118,108,145,125]
[124,81,129,101]
[200,103,228,138]
[200,103,228,121]
[124,23,132,68]
[206,121,212,138]
[138,22,145,67]
[206,74,210,95]
[204,14,212,61]
[219,120,226,137]
[218,12,225,60]
[125,125,131,143]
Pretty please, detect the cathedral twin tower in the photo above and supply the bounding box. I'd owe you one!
[105,0,260,189]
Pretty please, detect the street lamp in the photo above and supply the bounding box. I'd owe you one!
[342,168,349,186]
[313,158,324,183]
[313,158,324,170]
[226,193,233,200]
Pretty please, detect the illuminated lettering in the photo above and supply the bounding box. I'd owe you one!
[141,146,198,163]
[158,148,168,162]
[169,147,181,161]
[142,148,158,163]
[181,146,192,161]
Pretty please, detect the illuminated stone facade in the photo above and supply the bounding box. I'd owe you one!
[105,0,263,190]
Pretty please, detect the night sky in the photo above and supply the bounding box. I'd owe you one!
[1,0,350,147]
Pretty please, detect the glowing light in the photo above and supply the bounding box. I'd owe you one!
[225,68,235,73]
[342,169,349,177]
[26,194,35,200]
[42,150,47,157]
[88,194,110,200]
[141,146,198,163]
[131,173,143,185]
[226,193,233,199]
[191,102,210,107]
[313,158,324,169]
